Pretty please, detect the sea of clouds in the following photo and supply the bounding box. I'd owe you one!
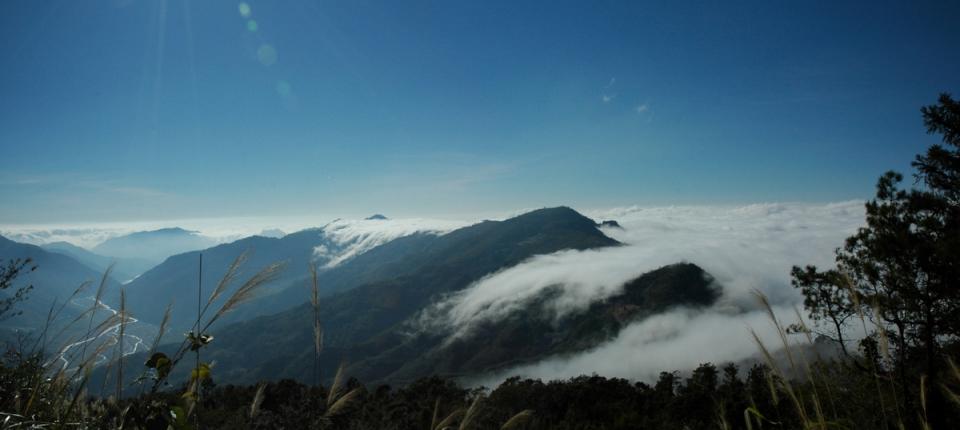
[419,201,867,384]
[2,202,868,383]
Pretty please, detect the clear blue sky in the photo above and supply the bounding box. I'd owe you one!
[1,0,958,223]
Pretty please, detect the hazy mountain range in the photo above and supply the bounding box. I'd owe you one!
[0,236,121,345]
[40,241,154,283]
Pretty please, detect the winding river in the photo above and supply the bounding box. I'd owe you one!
[49,296,148,374]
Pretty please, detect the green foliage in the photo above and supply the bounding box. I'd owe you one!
[145,352,172,381]
[792,93,960,428]
[186,333,214,352]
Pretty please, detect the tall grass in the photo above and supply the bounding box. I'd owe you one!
[309,263,322,386]
[148,252,284,394]
[0,256,552,429]
[0,251,291,428]
[747,289,959,430]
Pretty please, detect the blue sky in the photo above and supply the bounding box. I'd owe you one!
[1,0,958,223]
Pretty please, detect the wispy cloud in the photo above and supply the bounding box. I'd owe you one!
[436,162,516,192]
[0,172,69,186]
[0,172,175,199]
[313,217,468,268]
[601,77,617,103]
[376,154,520,196]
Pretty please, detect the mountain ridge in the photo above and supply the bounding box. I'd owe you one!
[163,206,624,385]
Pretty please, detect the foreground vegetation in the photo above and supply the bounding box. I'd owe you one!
[2,94,960,428]
[2,342,959,429]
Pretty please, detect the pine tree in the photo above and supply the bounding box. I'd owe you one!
[792,93,960,427]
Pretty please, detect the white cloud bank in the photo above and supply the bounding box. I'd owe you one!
[424,201,866,384]
[469,305,804,386]
[313,217,469,268]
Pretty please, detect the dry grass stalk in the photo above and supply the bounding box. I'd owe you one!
[434,409,465,430]
[309,263,323,386]
[459,395,482,430]
[150,258,286,394]
[325,387,362,418]
[197,251,249,331]
[149,304,172,357]
[210,251,248,305]
[115,288,127,400]
[78,266,114,368]
[500,409,533,430]
[749,291,811,426]
[310,264,322,358]
[34,280,91,355]
[318,361,363,419]
[944,358,960,408]
[184,379,199,417]
[328,362,347,409]
[791,306,839,419]
[249,382,267,419]
[743,408,754,430]
[867,299,899,427]
[430,399,441,430]
[204,261,284,331]
[919,374,931,430]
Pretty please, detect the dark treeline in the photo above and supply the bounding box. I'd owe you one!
[137,358,956,429]
[6,350,948,430]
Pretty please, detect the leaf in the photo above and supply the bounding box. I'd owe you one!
[170,405,190,429]
[190,362,212,382]
[145,352,172,380]
[144,352,168,368]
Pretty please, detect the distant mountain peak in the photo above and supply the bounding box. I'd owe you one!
[521,206,583,218]
[511,206,602,228]
[365,214,388,220]
[140,227,198,235]
[259,228,286,238]
[43,240,85,249]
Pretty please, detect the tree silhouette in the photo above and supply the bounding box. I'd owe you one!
[792,93,960,427]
